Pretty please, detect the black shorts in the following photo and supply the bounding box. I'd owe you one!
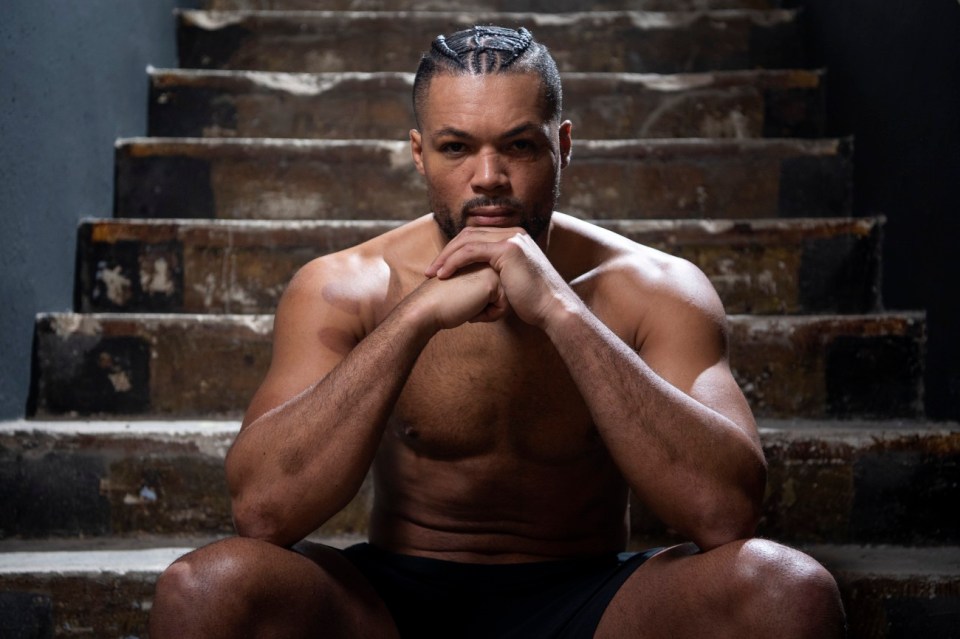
[341,543,661,638]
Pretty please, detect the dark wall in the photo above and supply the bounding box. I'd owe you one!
[797,0,960,419]
[0,1,195,419]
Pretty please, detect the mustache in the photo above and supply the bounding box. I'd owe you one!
[461,196,524,216]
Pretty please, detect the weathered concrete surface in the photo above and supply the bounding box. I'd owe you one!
[2,420,955,547]
[148,68,825,139]
[29,314,274,418]
[205,0,788,10]
[728,313,925,419]
[115,137,852,220]
[177,10,803,74]
[75,217,882,315]
[30,312,923,419]
[2,542,953,638]
[0,420,370,541]
[807,545,960,639]
[633,422,960,547]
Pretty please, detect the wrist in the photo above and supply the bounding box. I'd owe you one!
[540,292,588,339]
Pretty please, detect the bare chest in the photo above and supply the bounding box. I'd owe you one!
[388,318,598,463]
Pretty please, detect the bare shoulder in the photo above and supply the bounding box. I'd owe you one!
[242,216,435,426]
[553,214,726,340]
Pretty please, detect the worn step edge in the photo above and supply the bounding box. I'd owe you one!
[76,215,882,315]
[148,66,825,139]
[115,136,852,220]
[2,543,954,639]
[2,543,956,577]
[178,8,800,26]
[177,9,803,74]
[149,66,824,91]
[4,418,955,544]
[28,311,925,419]
[117,135,848,157]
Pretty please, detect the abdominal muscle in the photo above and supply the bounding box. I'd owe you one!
[364,321,632,563]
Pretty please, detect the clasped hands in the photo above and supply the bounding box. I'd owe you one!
[420,226,572,331]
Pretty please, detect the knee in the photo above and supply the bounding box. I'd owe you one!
[731,540,845,638]
[150,538,265,636]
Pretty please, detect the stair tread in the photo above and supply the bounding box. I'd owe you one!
[148,66,825,139]
[2,539,958,577]
[76,215,882,315]
[115,137,853,220]
[177,9,803,74]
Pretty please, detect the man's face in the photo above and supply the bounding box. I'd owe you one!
[410,72,572,242]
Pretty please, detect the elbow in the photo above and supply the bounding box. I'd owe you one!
[693,457,767,552]
[231,492,298,547]
[226,461,299,547]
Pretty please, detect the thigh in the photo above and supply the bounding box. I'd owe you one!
[151,536,399,639]
[594,539,844,639]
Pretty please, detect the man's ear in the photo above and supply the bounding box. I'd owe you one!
[410,129,426,176]
[559,120,573,169]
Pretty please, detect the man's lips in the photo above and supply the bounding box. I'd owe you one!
[465,207,517,225]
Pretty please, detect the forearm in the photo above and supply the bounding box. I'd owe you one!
[544,300,766,549]
[226,297,436,546]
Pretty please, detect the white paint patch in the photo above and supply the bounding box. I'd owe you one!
[50,314,102,338]
[182,10,246,30]
[98,264,132,306]
[141,258,176,296]
[108,371,133,393]
[248,71,339,96]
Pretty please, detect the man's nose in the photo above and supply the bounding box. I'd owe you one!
[471,152,509,192]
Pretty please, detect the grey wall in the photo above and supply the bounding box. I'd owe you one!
[0,1,194,418]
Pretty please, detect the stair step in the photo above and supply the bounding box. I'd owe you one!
[805,545,960,639]
[5,541,951,639]
[0,534,362,638]
[632,421,960,546]
[176,10,804,74]
[75,216,881,315]
[148,67,825,140]
[2,420,954,545]
[0,420,368,540]
[203,1,792,11]
[29,312,922,419]
[115,137,852,220]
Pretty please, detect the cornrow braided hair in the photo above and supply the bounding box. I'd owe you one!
[413,25,562,126]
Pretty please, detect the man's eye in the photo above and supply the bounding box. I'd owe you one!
[440,142,466,154]
[509,140,536,153]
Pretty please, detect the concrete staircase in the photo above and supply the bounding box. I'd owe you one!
[2,1,958,637]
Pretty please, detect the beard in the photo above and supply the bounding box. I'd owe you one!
[431,173,562,242]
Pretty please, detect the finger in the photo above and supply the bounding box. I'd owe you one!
[433,240,507,279]
[425,227,521,277]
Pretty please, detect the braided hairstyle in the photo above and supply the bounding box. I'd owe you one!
[412,26,562,127]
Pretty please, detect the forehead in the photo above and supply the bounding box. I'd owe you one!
[420,72,549,131]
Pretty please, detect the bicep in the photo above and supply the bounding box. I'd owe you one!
[636,266,758,441]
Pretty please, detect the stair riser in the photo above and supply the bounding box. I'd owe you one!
[177,10,803,75]
[75,218,882,315]
[0,428,367,539]
[115,139,852,220]
[2,426,954,545]
[29,313,923,420]
[633,428,960,546]
[0,576,156,638]
[148,69,825,140]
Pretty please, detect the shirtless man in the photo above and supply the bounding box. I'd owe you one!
[150,26,845,638]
